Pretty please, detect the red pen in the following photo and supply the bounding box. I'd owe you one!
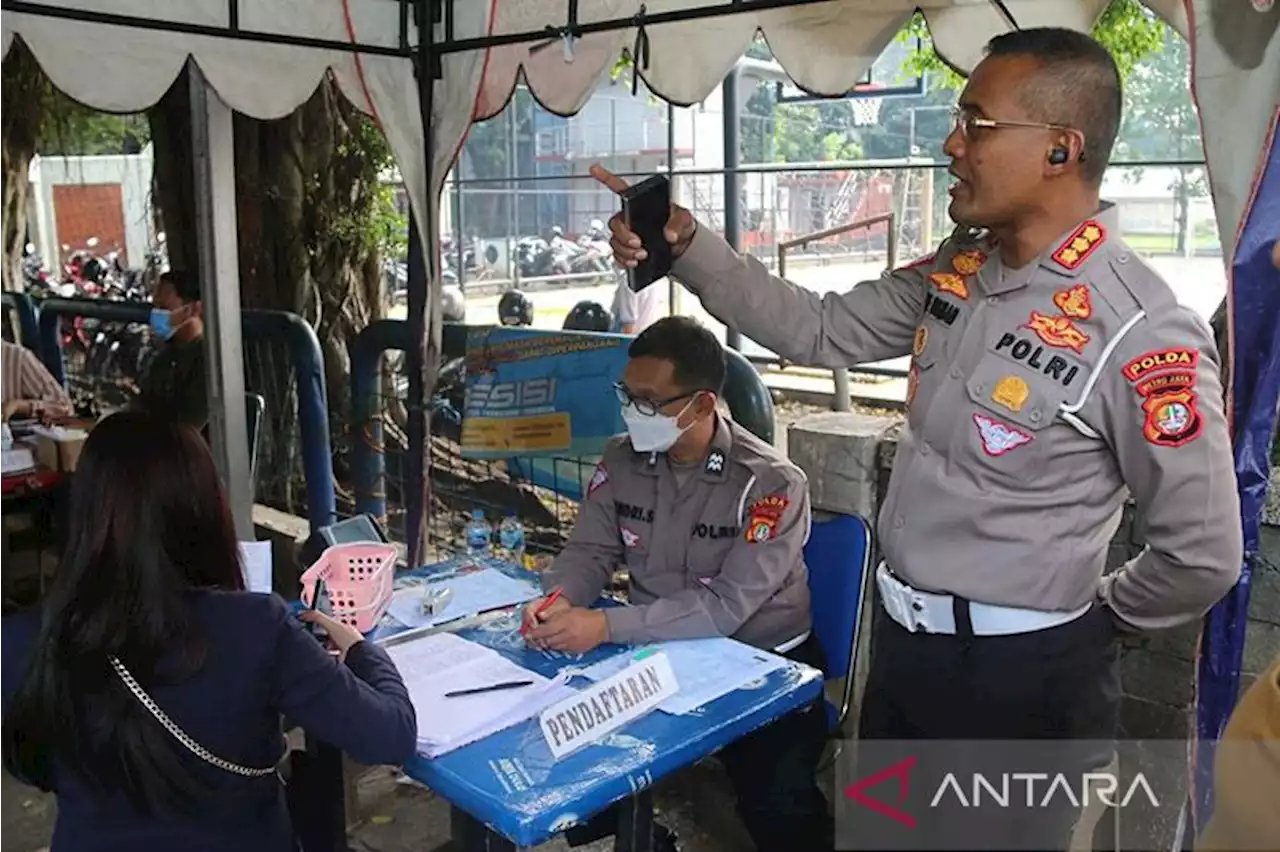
[521,587,564,634]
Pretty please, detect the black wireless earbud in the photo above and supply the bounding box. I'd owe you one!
[1049,147,1070,165]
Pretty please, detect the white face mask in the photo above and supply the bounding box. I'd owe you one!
[622,397,697,453]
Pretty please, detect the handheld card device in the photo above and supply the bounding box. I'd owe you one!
[620,175,673,292]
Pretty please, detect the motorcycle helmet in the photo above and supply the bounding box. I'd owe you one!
[498,289,534,327]
[442,284,466,323]
[550,226,564,238]
[563,300,613,333]
[81,256,106,284]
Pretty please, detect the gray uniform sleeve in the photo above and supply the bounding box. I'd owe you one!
[604,471,810,644]
[672,224,929,367]
[541,460,622,607]
[1097,307,1242,630]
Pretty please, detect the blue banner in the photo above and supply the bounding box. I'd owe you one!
[1194,115,1280,830]
[460,327,628,500]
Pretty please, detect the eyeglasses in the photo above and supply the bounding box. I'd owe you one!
[949,105,1073,139]
[613,382,696,417]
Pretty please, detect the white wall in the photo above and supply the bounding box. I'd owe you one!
[28,145,155,267]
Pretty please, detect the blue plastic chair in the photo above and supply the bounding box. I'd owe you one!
[803,512,874,734]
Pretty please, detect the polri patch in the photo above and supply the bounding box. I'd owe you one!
[973,413,1033,456]
[929,271,969,300]
[1122,348,1199,383]
[744,495,789,544]
[621,527,641,549]
[951,249,986,276]
[1051,220,1106,270]
[991,375,1029,413]
[1023,311,1091,354]
[1052,284,1093,319]
[1141,389,1203,447]
[913,326,929,358]
[587,463,609,496]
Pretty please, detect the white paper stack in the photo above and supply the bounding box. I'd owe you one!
[576,638,789,715]
[385,568,539,629]
[384,632,576,757]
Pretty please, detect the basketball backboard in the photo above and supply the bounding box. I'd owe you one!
[774,37,925,103]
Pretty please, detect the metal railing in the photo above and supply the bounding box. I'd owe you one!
[1,292,41,353]
[30,298,336,530]
[776,213,904,411]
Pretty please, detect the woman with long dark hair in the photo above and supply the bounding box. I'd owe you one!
[2,412,415,851]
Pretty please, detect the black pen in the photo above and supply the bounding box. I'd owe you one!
[444,680,535,698]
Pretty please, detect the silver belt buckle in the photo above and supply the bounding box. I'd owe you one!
[877,564,918,633]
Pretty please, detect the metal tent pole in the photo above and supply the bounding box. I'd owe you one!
[404,0,441,569]
[188,62,252,536]
[722,69,742,351]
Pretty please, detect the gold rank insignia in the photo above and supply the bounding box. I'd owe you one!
[929,272,969,300]
[913,326,929,357]
[1051,220,1106,270]
[991,375,1030,413]
[951,250,986,276]
[1052,283,1093,319]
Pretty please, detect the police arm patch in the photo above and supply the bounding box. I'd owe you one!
[587,463,609,497]
[1121,348,1199,383]
[1140,388,1203,447]
[744,495,790,543]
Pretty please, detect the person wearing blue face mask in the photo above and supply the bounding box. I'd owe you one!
[133,270,207,430]
[523,316,830,852]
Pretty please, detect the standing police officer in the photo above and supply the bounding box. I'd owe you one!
[525,316,831,851]
[594,28,1243,850]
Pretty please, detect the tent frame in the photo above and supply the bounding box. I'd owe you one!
[3,2,1272,845]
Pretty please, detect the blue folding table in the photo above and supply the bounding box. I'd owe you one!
[371,557,824,851]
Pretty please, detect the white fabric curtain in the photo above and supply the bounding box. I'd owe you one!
[4,0,1276,274]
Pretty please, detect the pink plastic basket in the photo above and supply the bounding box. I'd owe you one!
[299,543,397,633]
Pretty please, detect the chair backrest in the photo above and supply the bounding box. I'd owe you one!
[245,392,266,499]
[803,512,874,733]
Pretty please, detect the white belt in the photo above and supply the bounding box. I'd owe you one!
[774,630,810,654]
[875,563,1091,637]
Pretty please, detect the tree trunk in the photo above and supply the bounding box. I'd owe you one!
[1,41,47,293]
[148,70,387,509]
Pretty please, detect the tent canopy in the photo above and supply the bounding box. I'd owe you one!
[3,0,1274,261]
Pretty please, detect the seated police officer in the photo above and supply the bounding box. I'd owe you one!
[523,316,831,851]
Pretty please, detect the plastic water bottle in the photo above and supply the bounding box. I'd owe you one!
[497,512,526,567]
[464,509,491,558]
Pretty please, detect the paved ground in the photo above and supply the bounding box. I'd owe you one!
[1,752,783,852]
[414,253,1227,368]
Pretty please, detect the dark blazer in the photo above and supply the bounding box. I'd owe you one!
[2,590,416,852]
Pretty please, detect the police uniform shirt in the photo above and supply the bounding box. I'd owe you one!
[671,202,1242,631]
[541,415,813,649]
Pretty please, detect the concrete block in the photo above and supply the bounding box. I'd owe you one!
[787,412,898,519]
[1119,695,1192,740]
[1252,528,1280,626]
[1136,621,1200,663]
[1121,648,1195,708]
[1242,619,1280,676]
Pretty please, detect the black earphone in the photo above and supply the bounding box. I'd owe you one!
[1049,147,1070,165]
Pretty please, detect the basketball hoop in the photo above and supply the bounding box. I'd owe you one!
[852,97,884,127]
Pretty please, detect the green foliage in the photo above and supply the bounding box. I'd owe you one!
[39,95,150,157]
[1115,27,1200,161]
[331,110,405,260]
[898,0,1166,89]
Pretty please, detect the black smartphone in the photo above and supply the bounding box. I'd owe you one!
[621,175,673,292]
[305,579,332,641]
